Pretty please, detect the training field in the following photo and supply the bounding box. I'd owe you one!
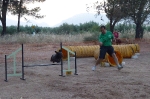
[0,40,150,99]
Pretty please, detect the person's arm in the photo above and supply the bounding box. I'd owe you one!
[98,34,103,46]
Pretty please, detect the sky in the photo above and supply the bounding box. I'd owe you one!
[7,0,105,27]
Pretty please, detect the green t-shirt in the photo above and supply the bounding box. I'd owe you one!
[99,30,114,46]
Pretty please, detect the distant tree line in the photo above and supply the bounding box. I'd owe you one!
[1,21,150,35]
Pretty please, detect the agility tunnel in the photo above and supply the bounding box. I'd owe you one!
[112,44,140,58]
[61,45,100,60]
[62,44,140,58]
[61,44,140,66]
[112,45,134,58]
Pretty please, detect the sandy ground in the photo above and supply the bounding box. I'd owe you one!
[0,40,150,99]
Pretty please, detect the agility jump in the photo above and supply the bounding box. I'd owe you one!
[4,42,78,82]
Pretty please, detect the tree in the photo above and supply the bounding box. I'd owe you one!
[0,0,45,36]
[121,0,150,38]
[86,0,127,32]
[0,0,9,36]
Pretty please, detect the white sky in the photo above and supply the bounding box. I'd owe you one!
[7,0,104,27]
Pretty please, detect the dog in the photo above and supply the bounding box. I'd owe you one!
[50,50,62,63]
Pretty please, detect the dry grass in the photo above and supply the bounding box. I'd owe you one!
[0,30,150,44]
[143,31,150,39]
[120,29,150,39]
[119,29,135,39]
[0,32,92,44]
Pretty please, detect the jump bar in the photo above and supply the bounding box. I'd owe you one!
[24,63,61,67]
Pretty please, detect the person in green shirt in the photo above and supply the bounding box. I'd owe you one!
[92,26,123,71]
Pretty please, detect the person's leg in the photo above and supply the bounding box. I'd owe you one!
[112,53,120,66]
[95,58,103,66]
[92,58,103,71]
[107,46,123,70]
[112,53,123,70]
[92,46,106,71]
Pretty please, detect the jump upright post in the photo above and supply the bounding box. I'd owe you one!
[61,45,78,76]
[4,44,23,82]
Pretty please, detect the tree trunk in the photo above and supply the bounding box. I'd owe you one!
[17,0,22,32]
[1,19,7,36]
[135,23,144,39]
[110,22,115,33]
[1,0,9,36]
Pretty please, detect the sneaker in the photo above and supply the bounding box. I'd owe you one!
[92,66,96,71]
[117,65,123,70]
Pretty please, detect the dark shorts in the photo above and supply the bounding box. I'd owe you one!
[99,46,115,59]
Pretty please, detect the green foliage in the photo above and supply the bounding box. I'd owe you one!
[1,21,99,35]
[6,26,17,35]
[58,23,75,34]
[20,25,34,34]
[115,23,136,33]
[146,26,150,32]
[105,22,110,31]
[79,21,99,32]
[0,26,2,33]
[2,21,150,37]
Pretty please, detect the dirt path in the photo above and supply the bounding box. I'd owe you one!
[0,41,150,99]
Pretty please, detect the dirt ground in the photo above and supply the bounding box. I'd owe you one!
[0,40,150,99]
